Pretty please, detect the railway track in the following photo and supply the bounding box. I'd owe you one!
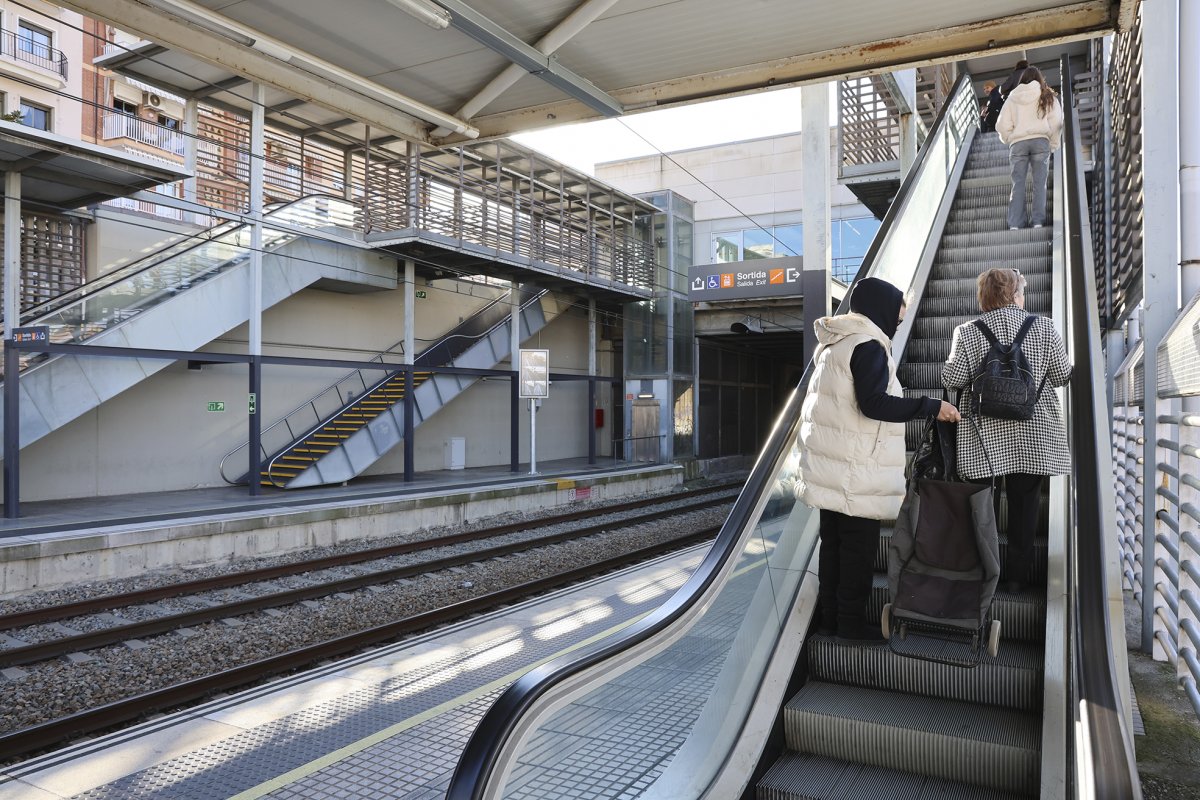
[0,487,735,760]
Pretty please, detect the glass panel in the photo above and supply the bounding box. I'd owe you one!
[712,232,740,263]
[673,218,693,293]
[774,224,803,259]
[22,196,362,371]
[673,380,694,458]
[834,217,882,282]
[624,299,667,376]
[671,192,694,219]
[673,298,694,376]
[742,228,774,259]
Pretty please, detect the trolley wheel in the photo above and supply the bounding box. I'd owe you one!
[881,603,892,639]
[987,620,1002,658]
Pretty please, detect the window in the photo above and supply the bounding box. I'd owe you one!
[20,102,51,131]
[112,99,137,115]
[774,224,803,258]
[158,114,179,130]
[18,21,53,60]
[742,228,774,259]
[712,232,740,263]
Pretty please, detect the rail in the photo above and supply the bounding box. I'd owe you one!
[220,287,548,486]
[1061,54,1142,797]
[101,112,186,156]
[445,69,980,800]
[6,195,362,377]
[0,27,67,79]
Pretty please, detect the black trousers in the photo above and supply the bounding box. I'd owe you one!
[972,473,1045,584]
[817,510,880,625]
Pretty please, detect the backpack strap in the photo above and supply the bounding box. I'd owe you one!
[1009,315,1038,349]
[972,318,1001,348]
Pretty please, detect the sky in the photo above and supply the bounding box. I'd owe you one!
[510,84,833,175]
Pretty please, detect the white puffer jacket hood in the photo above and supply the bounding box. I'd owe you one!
[997,81,1063,150]
[794,311,908,520]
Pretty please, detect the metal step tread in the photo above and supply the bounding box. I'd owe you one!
[806,635,1043,711]
[757,751,1033,800]
[867,574,1046,643]
[783,682,1040,794]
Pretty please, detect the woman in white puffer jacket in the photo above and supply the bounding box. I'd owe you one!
[996,66,1063,230]
[794,278,960,644]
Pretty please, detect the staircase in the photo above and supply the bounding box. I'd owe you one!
[0,196,394,448]
[757,131,1054,798]
[238,287,562,489]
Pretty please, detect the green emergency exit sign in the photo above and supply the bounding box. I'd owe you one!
[415,290,427,299]
[207,401,225,412]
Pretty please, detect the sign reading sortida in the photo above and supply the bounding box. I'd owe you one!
[687,255,804,301]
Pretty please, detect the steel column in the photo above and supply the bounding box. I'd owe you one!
[4,170,21,518]
[247,83,265,496]
[1141,0,1181,657]
[404,258,415,481]
[801,82,832,367]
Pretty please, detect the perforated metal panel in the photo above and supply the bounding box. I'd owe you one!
[1157,290,1200,397]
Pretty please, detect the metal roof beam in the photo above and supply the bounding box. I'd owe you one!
[194,75,250,98]
[433,0,623,117]
[450,0,1114,141]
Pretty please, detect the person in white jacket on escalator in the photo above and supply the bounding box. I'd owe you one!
[996,65,1064,231]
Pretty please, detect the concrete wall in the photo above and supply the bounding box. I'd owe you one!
[15,271,609,500]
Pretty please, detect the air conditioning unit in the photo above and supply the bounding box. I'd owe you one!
[142,91,163,108]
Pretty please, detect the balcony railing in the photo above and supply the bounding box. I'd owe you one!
[102,112,186,156]
[0,28,67,79]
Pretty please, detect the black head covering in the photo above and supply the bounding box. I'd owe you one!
[849,277,904,340]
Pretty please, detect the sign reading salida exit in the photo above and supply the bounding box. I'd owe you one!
[688,255,804,302]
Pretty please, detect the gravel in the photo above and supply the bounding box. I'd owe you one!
[0,482,735,743]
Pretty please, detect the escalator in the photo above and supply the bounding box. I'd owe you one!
[220,286,562,488]
[0,195,392,448]
[445,60,1139,800]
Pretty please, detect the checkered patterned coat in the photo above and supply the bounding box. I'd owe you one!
[942,304,1072,480]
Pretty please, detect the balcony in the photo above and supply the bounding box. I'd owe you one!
[0,28,67,80]
[102,112,186,157]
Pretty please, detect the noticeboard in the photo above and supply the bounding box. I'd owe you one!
[519,349,549,398]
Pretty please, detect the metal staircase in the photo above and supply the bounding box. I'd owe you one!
[222,286,561,489]
[0,195,393,448]
[757,131,1053,799]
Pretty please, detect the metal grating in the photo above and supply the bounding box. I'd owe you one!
[1156,289,1200,397]
[838,75,900,171]
[1105,3,1144,324]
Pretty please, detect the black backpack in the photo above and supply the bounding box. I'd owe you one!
[969,316,1047,421]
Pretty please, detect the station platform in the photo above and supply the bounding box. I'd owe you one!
[0,543,709,800]
[0,458,683,598]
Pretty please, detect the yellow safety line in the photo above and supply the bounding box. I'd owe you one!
[224,614,649,800]
[227,547,769,800]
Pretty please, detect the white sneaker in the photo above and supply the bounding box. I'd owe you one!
[1033,224,1044,229]
[1008,226,1019,231]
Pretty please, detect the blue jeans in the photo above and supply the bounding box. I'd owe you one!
[1007,138,1051,228]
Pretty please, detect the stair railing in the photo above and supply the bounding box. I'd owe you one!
[444,71,980,800]
[6,195,363,378]
[219,287,548,486]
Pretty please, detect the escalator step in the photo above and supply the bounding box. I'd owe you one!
[924,273,1052,297]
[868,575,1047,644]
[940,229,1052,248]
[937,242,1052,263]
[782,682,1039,795]
[929,258,1051,281]
[805,635,1043,712]
[756,752,1029,800]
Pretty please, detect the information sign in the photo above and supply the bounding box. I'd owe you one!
[11,326,49,344]
[518,349,549,398]
[248,393,257,415]
[206,401,225,413]
[687,255,804,301]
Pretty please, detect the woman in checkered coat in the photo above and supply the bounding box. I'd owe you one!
[942,268,1071,593]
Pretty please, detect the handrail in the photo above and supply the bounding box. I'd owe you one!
[220,286,548,486]
[1061,55,1142,798]
[445,69,977,800]
[20,194,352,322]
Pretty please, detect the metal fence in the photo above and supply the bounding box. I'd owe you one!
[0,27,67,79]
[101,112,186,156]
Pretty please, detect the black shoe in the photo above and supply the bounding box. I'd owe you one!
[835,615,885,646]
[1004,579,1022,595]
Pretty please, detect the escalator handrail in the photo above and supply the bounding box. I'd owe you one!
[219,286,549,485]
[1060,55,1142,798]
[20,194,357,324]
[445,70,977,800]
